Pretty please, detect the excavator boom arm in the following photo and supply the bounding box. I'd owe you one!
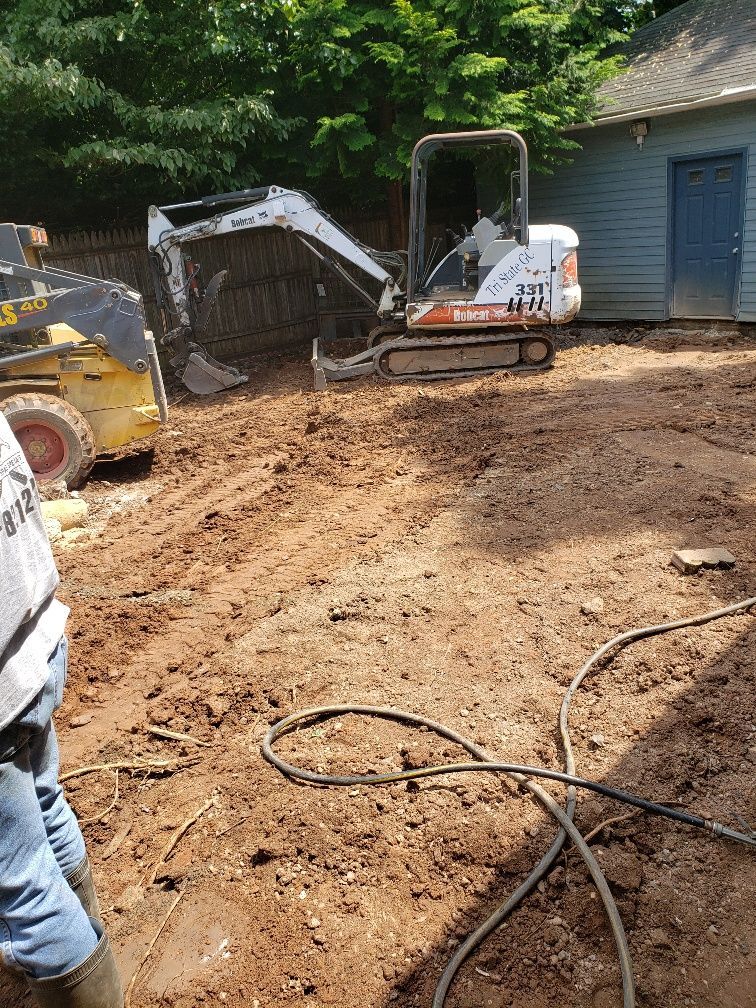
[148,186,404,331]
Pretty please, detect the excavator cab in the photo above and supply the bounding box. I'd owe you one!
[361,130,580,381]
[408,131,529,302]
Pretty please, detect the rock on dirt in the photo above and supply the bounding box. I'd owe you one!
[581,596,605,616]
[42,497,88,531]
[43,516,63,542]
[38,478,70,501]
[68,713,94,728]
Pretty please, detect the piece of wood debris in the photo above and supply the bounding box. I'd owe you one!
[670,547,736,575]
[215,813,253,839]
[61,756,200,782]
[146,725,212,747]
[103,823,132,860]
[79,769,120,826]
[148,794,217,885]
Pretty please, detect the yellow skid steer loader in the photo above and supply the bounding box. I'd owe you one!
[0,224,242,487]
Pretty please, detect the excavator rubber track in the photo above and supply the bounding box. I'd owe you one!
[374,331,555,381]
[312,330,555,389]
[366,322,407,348]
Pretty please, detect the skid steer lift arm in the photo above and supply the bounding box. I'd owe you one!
[148,187,407,392]
[0,259,149,372]
[0,257,168,423]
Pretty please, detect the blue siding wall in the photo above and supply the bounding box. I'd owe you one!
[529,103,756,321]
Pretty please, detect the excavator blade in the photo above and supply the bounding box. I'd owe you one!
[311,337,378,390]
[174,346,248,395]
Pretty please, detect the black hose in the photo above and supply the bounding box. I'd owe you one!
[264,704,637,1007]
[264,708,756,837]
[263,596,756,1006]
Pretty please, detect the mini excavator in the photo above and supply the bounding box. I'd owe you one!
[148,129,581,391]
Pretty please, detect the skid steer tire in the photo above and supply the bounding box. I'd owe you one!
[1,393,96,489]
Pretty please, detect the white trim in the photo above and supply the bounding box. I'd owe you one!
[569,85,756,131]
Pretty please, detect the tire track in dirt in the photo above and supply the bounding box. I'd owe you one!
[55,389,443,763]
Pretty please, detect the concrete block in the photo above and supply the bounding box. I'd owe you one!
[671,547,736,575]
[41,497,88,531]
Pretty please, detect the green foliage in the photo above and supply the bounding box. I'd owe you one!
[0,0,639,227]
[0,0,296,226]
[283,0,629,204]
[624,0,688,29]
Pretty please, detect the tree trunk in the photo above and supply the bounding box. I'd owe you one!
[386,178,406,251]
[379,100,407,250]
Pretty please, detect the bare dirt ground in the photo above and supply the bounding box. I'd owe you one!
[3,324,756,1008]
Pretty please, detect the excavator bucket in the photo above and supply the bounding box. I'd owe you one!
[150,257,248,394]
[171,343,248,395]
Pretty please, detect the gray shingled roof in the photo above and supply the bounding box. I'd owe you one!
[597,0,756,118]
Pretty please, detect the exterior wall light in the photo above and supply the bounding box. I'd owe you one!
[629,120,649,149]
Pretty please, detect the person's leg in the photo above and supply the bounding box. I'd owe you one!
[30,639,100,918]
[26,919,122,1008]
[0,725,99,978]
[32,639,86,876]
[1,655,123,1005]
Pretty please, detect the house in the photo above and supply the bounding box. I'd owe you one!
[530,0,756,322]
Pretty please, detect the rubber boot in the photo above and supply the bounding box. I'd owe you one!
[65,857,101,922]
[26,923,124,1008]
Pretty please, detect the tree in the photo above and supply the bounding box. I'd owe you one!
[282,0,628,245]
[0,0,296,227]
[627,0,689,28]
[0,0,635,233]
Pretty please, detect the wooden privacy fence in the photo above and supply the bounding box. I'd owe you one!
[46,214,392,364]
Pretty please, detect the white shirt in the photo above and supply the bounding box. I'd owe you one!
[0,412,69,729]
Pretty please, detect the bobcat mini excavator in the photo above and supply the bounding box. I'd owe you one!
[148,129,581,389]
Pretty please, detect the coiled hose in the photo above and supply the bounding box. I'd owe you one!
[263,596,756,1007]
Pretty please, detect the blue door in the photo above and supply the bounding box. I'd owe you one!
[671,153,743,318]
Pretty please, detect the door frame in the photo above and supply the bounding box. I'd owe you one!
[665,146,748,319]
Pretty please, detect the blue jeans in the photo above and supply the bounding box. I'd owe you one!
[0,638,99,978]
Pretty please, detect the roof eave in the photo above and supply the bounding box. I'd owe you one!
[568,85,756,131]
